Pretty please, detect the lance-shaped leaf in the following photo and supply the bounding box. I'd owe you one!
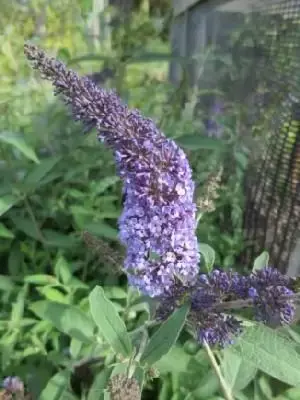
[30,301,95,343]
[140,303,190,366]
[0,132,39,163]
[199,243,215,272]
[221,348,257,392]
[232,324,300,387]
[253,251,269,271]
[39,370,71,400]
[89,286,132,357]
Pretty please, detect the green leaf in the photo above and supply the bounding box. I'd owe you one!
[8,242,24,275]
[140,303,190,366]
[199,243,215,272]
[93,176,120,194]
[134,365,145,391]
[54,256,73,285]
[84,222,118,240]
[30,301,95,343]
[103,392,110,400]
[254,375,273,400]
[37,287,68,303]
[104,286,127,299]
[23,156,61,187]
[0,194,18,217]
[69,338,82,359]
[276,387,300,400]
[1,330,19,369]
[0,183,13,197]
[109,361,144,391]
[232,324,300,387]
[87,369,111,400]
[0,222,14,238]
[89,286,132,357]
[110,362,127,377]
[253,251,269,271]
[80,0,93,13]
[57,47,71,62]
[39,370,71,400]
[24,274,59,285]
[68,277,89,291]
[221,348,257,392]
[159,378,172,400]
[10,285,28,326]
[176,135,226,150]
[10,216,40,240]
[0,132,39,163]
[286,327,300,344]
[234,151,249,170]
[155,345,192,374]
[0,275,14,291]
[190,370,219,399]
[43,230,79,248]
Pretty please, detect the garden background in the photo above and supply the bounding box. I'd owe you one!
[1,1,300,399]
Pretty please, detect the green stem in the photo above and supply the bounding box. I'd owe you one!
[135,328,148,363]
[196,211,203,226]
[214,292,300,313]
[130,320,160,336]
[203,339,234,400]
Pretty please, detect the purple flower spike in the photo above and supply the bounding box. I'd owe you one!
[249,267,295,325]
[190,267,296,345]
[24,44,200,297]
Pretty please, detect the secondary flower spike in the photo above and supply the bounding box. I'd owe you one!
[24,43,200,296]
[156,267,296,346]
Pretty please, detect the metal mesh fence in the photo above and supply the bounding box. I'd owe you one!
[171,0,300,272]
[240,0,300,272]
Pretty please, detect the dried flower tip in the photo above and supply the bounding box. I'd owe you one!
[82,231,123,275]
[108,374,140,400]
[0,390,12,400]
[196,167,223,213]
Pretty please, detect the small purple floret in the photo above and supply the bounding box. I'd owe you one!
[197,313,243,347]
[248,287,258,298]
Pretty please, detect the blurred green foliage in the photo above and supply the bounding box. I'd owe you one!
[1,2,298,400]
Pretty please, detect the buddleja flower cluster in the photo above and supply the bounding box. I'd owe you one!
[24,44,296,346]
[24,43,199,297]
